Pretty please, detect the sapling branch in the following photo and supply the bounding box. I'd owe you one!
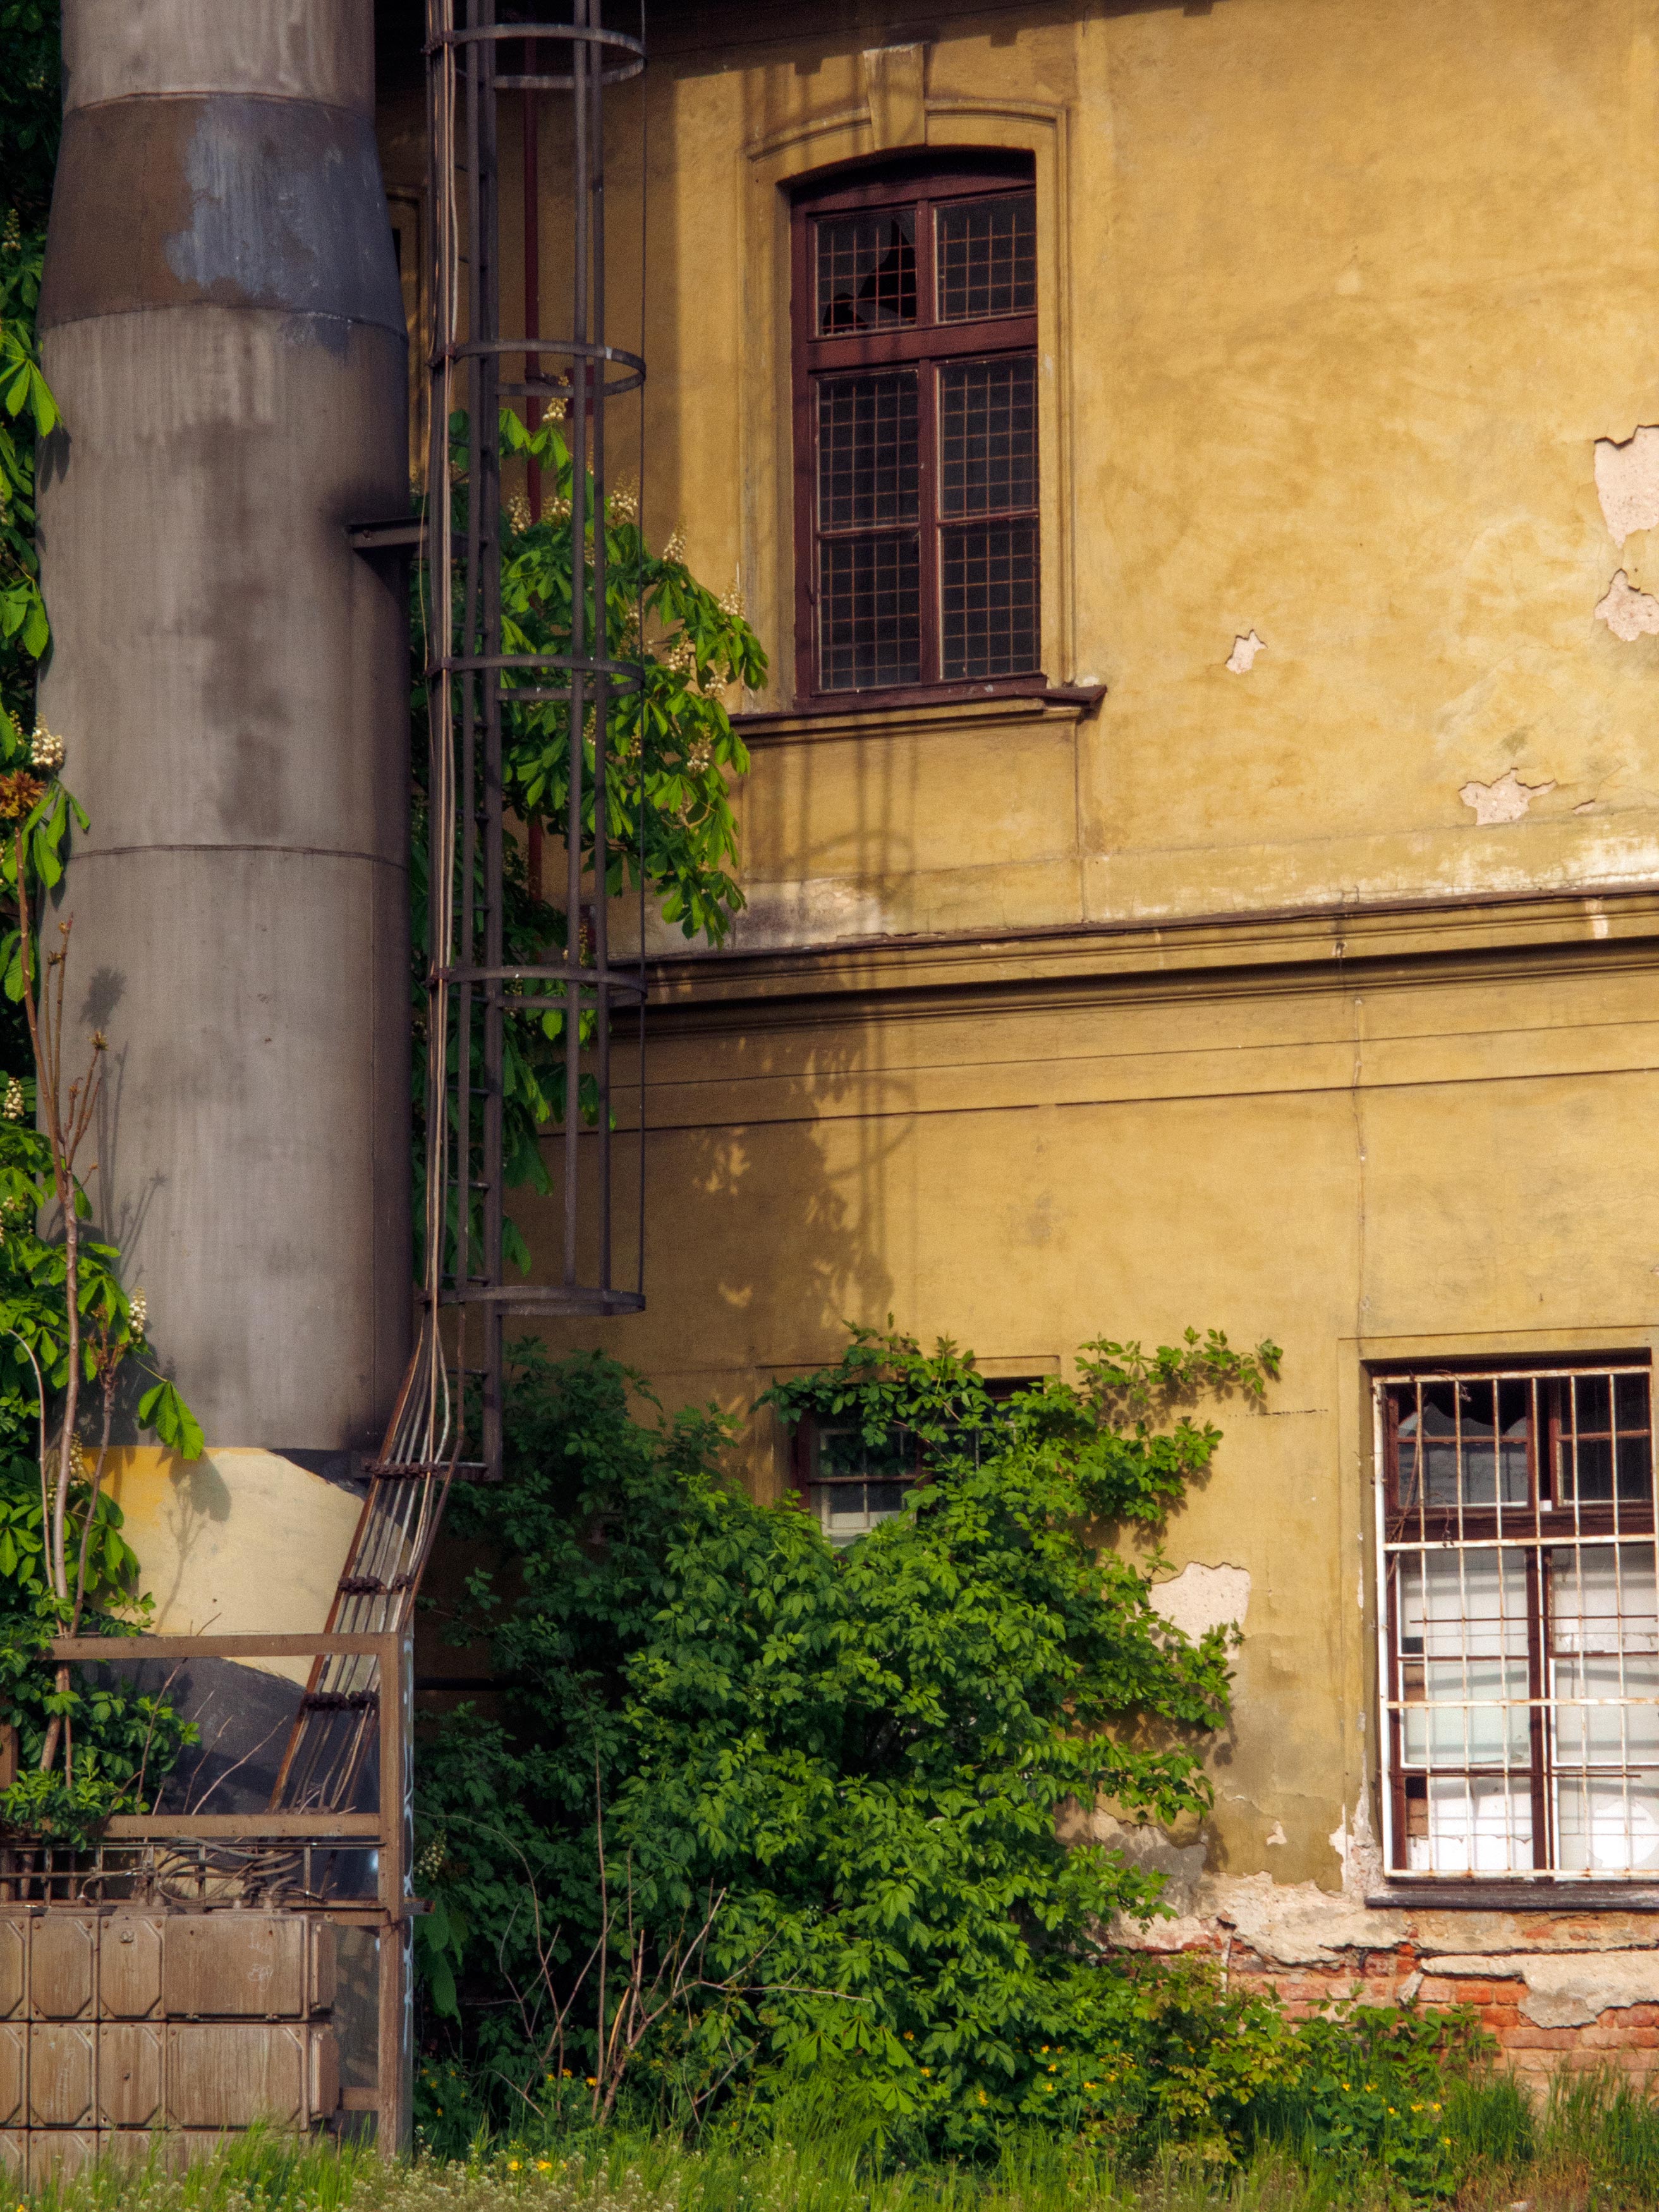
[10,820,113,1777]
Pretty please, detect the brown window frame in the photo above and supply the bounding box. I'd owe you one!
[789,152,1043,709]
[787,1376,1041,1548]
[1375,1362,1659,1884]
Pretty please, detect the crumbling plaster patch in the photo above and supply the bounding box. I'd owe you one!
[1093,1809,1659,1991]
[1595,569,1659,642]
[1119,1871,1409,1966]
[1425,1952,1659,2029]
[1225,630,1265,674]
[1596,425,1659,546]
[1460,769,1556,824]
[1150,1562,1251,1641]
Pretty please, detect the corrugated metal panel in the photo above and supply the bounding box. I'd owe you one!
[28,2024,93,2127]
[309,1920,336,2014]
[102,1918,162,2019]
[30,1920,94,2020]
[310,2024,339,2119]
[0,1908,351,2149]
[166,2024,308,2129]
[0,1925,25,2021]
[100,2026,163,2128]
[27,2129,99,2182]
[164,1918,308,2021]
[0,2026,23,2127]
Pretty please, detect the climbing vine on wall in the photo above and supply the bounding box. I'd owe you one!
[0,23,201,1830]
[415,408,765,1265]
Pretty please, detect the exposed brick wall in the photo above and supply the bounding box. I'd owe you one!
[1216,1939,1659,2080]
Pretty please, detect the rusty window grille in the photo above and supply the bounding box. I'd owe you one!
[791,156,1040,705]
[1375,1366,1659,1880]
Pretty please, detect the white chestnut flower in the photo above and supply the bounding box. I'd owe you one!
[2,1077,23,1121]
[28,723,64,772]
[128,1289,147,1338]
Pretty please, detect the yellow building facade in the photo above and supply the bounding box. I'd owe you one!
[380,0,1659,2055]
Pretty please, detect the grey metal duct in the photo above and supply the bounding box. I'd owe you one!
[35,0,412,1454]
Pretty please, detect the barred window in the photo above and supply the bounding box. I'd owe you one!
[791,157,1040,701]
[1378,1365,1659,1881]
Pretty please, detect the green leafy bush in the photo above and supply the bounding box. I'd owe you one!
[414,1327,1296,2157]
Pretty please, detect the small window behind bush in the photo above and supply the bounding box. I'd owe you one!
[796,1376,1036,1546]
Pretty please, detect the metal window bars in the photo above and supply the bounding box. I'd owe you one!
[1375,1366,1659,1880]
[269,1,648,1821]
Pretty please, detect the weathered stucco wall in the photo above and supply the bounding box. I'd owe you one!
[561,0,1659,945]
[377,0,1659,2058]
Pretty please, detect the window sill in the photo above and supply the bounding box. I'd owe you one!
[1368,1883,1659,1911]
[734,679,1106,743]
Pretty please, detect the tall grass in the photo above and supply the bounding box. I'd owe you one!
[16,2069,1659,2212]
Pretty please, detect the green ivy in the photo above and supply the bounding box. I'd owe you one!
[415,411,765,1269]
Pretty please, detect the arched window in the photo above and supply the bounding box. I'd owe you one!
[790,152,1039,702]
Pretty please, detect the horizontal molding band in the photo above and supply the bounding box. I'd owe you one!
[643,884,1659,1015]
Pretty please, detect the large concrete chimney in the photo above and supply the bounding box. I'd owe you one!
[36,0,410,1449]
[32,0,411,1752]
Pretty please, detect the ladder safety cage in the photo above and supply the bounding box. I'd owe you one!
[425,0,650,1478]
[269,0,650,1828]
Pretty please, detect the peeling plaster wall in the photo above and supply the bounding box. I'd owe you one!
[521,0,1659,942]
[1150,1562,1251,1641]
[380,0,1659,2082]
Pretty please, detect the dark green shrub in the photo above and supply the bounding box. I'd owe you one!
[413,1328,1279,2154]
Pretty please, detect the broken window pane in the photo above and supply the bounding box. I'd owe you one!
[1411,1776,1533,1875]
[1556,1774,1659,1871]
[816,210,917,334]
[1395,1378,1529,1509]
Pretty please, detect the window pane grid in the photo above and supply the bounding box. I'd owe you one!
[940,356,1037,519]
[936,192,1036,321]
[942,522,1039,679]
[801,178,1040,694]
[1379,1367,1659,1880]
[810,1421,916,1547]
[818,535,921,692]
[818,372,919,531]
